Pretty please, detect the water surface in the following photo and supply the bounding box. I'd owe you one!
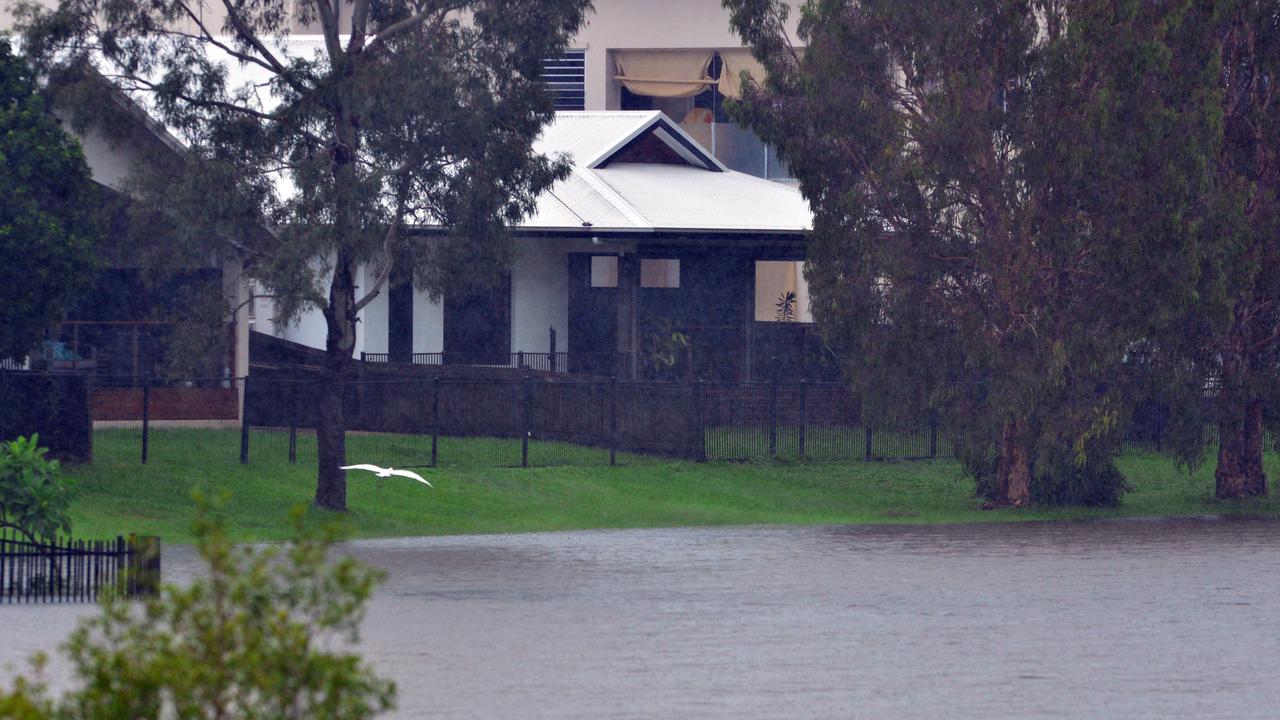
[4,520,1278,718]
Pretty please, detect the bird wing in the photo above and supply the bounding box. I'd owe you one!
[340,464,389,474]
[389,468,433,487]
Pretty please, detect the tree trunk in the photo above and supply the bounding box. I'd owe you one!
[1216,397,1267,499]
[1214,309,1268,500]
[994,415,1032,508]
[314,257,359,512]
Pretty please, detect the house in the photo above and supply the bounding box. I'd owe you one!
[6,68,251,420]
[4,0,816,393]
[252,0,820,380]
[253,110,813,380]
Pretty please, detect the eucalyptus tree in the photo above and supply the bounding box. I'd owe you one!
[1201,0,1279,498]
[19,0,591,511]
[0,35,97,362]
[724,0,1218,506]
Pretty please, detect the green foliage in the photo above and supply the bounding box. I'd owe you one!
[0,34,98,361]
[17,0,592,509]
[724,0,1221,505]
[774,291,796,323]
[962,430,1132,507]
[0,434,73,540]
[0,498,396,719]
[640,314,690,379]
[1149,0,1280,487]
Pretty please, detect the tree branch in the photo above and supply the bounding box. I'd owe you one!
[353,193,409,313]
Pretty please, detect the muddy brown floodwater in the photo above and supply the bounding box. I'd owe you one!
[3,519,1280,718]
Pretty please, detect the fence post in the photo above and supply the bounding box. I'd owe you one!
[549,326,557,372]
[288,380,298,464]
[239,375,251,464]
[431,376,440,468]
[864,425,873,462]
[126,534,161,598]
[609,376,618,467]
[768,373,778,459]
[696,379,707,462]
[798,379,807,459]
[141,371,150,464]
[521,374,532,468]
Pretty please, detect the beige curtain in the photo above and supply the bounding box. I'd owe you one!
[614,49,714,98]
[717,49,767,101]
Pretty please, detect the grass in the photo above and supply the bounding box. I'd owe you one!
[60,428,1280,543]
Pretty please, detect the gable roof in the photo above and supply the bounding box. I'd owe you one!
[526,111,811,235]
[533,111,726,172]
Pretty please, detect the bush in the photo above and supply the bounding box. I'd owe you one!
[0,434,73,540]
[962,434,1131,508]
[0,498,397,719]
[0,372,92,462]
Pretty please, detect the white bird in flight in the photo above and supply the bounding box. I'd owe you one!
[340,464,433,487]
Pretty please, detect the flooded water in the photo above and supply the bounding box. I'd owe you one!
[4,520,1280,718]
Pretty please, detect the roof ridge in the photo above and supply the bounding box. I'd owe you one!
[572,167,654,230]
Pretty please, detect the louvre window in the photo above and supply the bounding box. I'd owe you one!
[542,50,586,111]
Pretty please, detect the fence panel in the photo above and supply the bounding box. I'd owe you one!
[0,530,160,604]
[5,369,1249,470]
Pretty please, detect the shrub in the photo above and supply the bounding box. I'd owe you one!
[0,498,396,719]
[0,434,72,540]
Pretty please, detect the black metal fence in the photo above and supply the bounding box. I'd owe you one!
[3,369,1244,470]
[0,530,161,604]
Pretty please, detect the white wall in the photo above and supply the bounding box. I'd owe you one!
[360,269,388,355]
[53,109,146,192]
[412,289,444,353]
[510,238,570,353]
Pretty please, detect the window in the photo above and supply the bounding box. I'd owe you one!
[542,51,586,111]
[590,256,618,287]
[755,261,812,322]
[588,257,680,288]
[641,259,680,288]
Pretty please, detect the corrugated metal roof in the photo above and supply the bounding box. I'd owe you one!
[533,111,659,168]
[590,163,811,233]
[529,112,811,235]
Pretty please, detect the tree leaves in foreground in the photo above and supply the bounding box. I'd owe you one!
[724,0,1219,506]
[0,500,395,720]
[0,35,98,362]
[17,0,591,511]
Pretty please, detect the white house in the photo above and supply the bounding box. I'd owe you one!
[253,110,813,380]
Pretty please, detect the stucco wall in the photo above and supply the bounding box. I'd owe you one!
[360,272,389,355]
[412,289,444,354]
[510,238,571,353]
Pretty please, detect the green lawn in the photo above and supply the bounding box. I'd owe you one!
[63,428,1280,543]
